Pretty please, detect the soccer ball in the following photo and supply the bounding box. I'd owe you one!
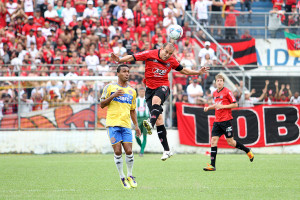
[168,25,183,40]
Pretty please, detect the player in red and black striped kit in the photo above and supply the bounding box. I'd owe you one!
[203,74,254,171]
[111,43,209,161]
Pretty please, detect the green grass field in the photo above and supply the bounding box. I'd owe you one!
[0,154,299,200]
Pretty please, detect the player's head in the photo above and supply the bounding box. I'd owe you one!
[160,43,175,61]
[138,87,146,97]
[117,64,130,82]
[215,74,225,89]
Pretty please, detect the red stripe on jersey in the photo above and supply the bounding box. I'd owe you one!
[133,49,180,89]
[213,87,236,122]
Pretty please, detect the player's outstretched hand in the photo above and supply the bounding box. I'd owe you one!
[113,89,124,97]
[199,66,210,75]
[135,127,142,137]
[111,53,120,63]
[204,107,209,112]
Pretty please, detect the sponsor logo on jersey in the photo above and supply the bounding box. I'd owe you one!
[152,68,167,76]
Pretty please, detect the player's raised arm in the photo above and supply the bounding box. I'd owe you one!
[178,66,210,75]
[111,53,134,63]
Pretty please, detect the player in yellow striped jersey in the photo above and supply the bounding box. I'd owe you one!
[100,64,141,189]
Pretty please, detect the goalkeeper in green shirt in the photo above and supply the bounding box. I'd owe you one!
[135,87,150,156]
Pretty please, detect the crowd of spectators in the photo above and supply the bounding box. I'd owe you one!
[0,0,299,120]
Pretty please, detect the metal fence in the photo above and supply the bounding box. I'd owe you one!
[0,66,299,130]
[187,11,300,39]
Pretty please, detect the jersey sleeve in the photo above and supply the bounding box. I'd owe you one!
[171,57,180,69]
[130,89,137,110]
[133,50,151,61]
[227,90,236,103]
[100,84,111,101]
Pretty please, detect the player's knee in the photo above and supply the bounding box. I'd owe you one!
[211,137,218,146]
[125,150,132,155]
[155,116,164,126]
[114,150,122,156]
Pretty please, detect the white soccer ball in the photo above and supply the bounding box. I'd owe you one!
[168,25,183,40]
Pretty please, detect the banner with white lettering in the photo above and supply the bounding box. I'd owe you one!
[176,102,300,148]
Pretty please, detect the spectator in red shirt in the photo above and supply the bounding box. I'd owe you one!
[142,8,156,35]
[156,3,164,22]
[0,2,8,29]
[99,10,111,35]
[118,11,128,32]
[224,5,240,39]
[138,34,150,50]
[241,30,252,39]
[34,8,45,28]
[135,18,150,42]
[69,15,78,27]
[272,0,284,10]
[75,0,87,17]
[180,21,192,41]
[125,19,136,40]
[151,27,167,48]
[22,16,37,36]
[181,31,196,52]
[277,84,292,102]
[6,23,15,40]
[133,3,144,27]
[99,41,112,61]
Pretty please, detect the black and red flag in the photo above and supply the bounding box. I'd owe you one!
[196,38,257,65]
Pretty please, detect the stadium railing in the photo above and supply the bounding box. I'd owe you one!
[187,11,300,39]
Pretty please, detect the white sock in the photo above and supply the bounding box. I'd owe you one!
[125,153,134,177]
[114,154,125,178]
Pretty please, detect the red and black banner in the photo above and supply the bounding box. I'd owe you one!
[196,38,257,65]
[176,102,300,148]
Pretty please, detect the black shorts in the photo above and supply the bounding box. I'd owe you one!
[145,86,170,111]
[211,120,234,138]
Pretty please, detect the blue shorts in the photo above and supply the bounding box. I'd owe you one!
[108,126,133,145]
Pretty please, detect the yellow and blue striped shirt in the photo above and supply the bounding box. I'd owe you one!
[101,82,136,128]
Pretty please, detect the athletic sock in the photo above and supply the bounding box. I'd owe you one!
[150,104,161,127]
[114,154,125,178]
[125,153,134,177]
[157,125,170,151]
[235,141,250,153]
[211,146,218,167]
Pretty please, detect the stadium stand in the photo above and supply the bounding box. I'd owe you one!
[0,0,299,129]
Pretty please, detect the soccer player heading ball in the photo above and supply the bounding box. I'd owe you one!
[203,74,254,171]
[111,43,209,161]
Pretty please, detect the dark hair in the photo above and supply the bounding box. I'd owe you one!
[117,64,129,73]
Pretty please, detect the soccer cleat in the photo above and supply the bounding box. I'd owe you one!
[203,164,216,171]
[247,149,254,162]
[161,151,173,161]
[127,176,137,188]
[143,118,153,135]
[120,178,131,189]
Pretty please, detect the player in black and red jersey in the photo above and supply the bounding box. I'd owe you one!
[203,74,254,171]
[111,43,209,161]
